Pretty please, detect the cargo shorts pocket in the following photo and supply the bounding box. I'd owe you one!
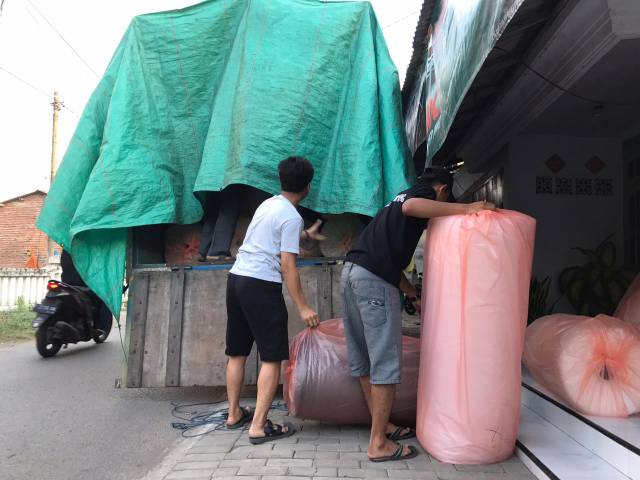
[351,280,388,328]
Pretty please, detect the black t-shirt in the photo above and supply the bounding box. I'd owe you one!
[60,250,87,287]
[345,184,436,287]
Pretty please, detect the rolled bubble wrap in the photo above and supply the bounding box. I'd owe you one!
[524,314,640,417]
[615,274,640,328]
[284,319,420,426]
[417,210,536,464]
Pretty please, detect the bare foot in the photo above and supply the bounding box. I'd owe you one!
[226,406,251,426]
[306,219,326,241]
[248,420,290,438]
[368,438,413,459]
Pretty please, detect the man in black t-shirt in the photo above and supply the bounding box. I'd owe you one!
[341,168,495,462]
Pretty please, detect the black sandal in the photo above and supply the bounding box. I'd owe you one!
[370,444,419,463]
[226,406,253,430]
[249,420,296,445]
[386,426,416,441]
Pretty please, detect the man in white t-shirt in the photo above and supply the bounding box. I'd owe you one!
[224,157,321,444]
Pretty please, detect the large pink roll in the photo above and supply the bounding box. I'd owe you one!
[417,210,536,464]
[615,274,640,327]
[524,314,640,417]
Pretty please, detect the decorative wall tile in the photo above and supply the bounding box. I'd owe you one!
[545,154,566,174]
[585,155,606,175]
[536,176,552,194]
[575,178,593,196]
[555,177,573,195]
[594,178,613,196]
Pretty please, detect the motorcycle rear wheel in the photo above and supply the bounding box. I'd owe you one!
[36,328,62,357]
[93,317,112,344]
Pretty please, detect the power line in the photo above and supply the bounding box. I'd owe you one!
[494,46,640,108]
[23,2,41,24]
[382,9,420,31]
[61,103,78,118]
[26,0,100,78]
[0,65,49,97]
[0,65,79,117]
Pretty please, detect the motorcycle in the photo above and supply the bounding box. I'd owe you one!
[32,280,112,358]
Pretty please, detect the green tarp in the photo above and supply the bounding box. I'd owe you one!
[36,0,414,315]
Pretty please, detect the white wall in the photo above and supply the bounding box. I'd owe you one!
[504,135,624,311]
[0,267,61,310]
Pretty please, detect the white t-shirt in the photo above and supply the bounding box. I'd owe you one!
[230,195,303,283]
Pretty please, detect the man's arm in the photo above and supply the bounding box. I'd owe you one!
[281,252,319,328]
[402,199,496,219]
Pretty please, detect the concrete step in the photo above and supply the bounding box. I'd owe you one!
[517,375,639,480]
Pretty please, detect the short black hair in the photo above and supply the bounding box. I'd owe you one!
[278,156,314,194]
[418,167,456,202]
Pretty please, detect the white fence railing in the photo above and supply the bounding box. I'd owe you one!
[0,267,61,310]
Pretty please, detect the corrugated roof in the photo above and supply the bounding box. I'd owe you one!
[402,0,559,165]
[401,0,435,110]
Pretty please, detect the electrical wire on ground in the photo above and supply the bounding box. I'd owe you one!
[170,401,289,438]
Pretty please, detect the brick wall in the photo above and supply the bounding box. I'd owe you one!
[0,191,50,268]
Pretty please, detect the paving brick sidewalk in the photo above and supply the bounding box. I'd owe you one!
[159,408,535,480]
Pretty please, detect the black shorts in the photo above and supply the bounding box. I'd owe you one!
[226,273,290,362]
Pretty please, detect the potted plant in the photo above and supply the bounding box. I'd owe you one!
[528,276,556,325]
[558,235,635,316]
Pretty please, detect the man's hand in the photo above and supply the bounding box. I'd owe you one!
[465,201,496,215]
[282,252,319,329]
[299,305,319,328]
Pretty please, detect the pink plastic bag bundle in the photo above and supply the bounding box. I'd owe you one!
[284,319,420,426]
[417,210,536,464]
[524,314,640,417]
[615,274,640,327]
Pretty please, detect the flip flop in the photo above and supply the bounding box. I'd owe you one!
[369,444,419,463]
[249,420,296,445]
[226,406,253,430]
[386,426,416,441]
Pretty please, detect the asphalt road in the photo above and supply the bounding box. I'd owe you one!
[0,324,224,480]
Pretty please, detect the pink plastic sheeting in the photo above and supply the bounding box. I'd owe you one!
[417,210,536,464]
[284,319,420,426]
[615,274,640,327]
[524,314,640,417]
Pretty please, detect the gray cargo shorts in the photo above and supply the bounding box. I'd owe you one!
[340,262,403,385]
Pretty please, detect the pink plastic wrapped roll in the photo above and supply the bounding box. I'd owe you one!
[417,210,536,464]
[284,319,420,426]
[615,274,640,327]
[524,314,640,417]
[165,224,201,265]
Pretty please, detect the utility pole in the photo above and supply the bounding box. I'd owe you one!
[48,91,62,263]
[50,91,62,184]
